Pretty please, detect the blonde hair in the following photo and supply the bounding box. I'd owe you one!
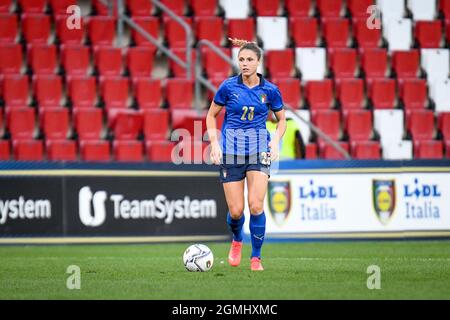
[228,37,262,61]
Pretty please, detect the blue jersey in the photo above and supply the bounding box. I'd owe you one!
[213,74,284,155]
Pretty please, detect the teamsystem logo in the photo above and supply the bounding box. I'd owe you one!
[403,178,441,220]
[78,187,217,227]
[0,196,51,225]
[298,180,337,221]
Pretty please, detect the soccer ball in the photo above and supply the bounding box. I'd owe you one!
[183,244,214,272]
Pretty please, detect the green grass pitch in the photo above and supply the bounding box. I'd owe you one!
[0,240,449,299]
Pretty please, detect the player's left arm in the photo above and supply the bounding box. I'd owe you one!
[268,109,287,161]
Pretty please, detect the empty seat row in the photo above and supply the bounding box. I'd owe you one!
[0,138,198,162]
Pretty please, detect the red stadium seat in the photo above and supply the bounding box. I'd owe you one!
[165,78,194,109]
[311,110,341,142]
[0,43,22,74]
[441,0,450,19]
[39,108,69,139]
[194,17,224,46]
[168,48,196,78]
[272,78,302,108]
[0,0,13,13]
[100,76,130,109]
[6,107,36,139]
[146,140,176,162]
[92,0,117,16]
[46,139,77,161]
[79,140,110,161]
[131,17,159,49]
[170,109,207,137]
[189,0,217,16]
[126,0,153,16]
[113,140,144,162]
[305,80,334,109]
[360,48,388,79]
[317,0,343,17]
[94,46,123,77]
[305,143,318,159]
[328,48,358,79]
[0,139,10,160]
[68,76,98,108]
[0,13,18,43]
[73,108,103,140]
[319,142,349,159]
[415,21,443,48]
[392,50,420,79]
[50,0,78,15]
[163,16,192,48]
[336,79,365,110]
[447,20,450,44]
[265,49,294,78]
[398,79,428,110]
[206,78,224,102]
[33,75,63,107]
[406,110,435,141]
[353,18,381,48]
[160,0,186,16]
[18,0,46,13]
[61,45,90,76]
[367,78,396,109]
[21,14,51,44]
[133,78,162,109]
[2,74,29,107]
[142,109,169,140]
[88,16,116,46]
[177,140,209,164]
[446,140,450,158]
[322,18,350,48]
[55,14,85,45]
[13,139,43,161]
[226,18,255,44]
[438,112,450,141]
[107,109,143,140]
[252,0,280,16]
[27,44,58,75]
[414,140,443,159]
[126,47,155,78]
[289,17,318,47]
[348,0,374,18]
[285,0,313,17]
[0,108,3,136]
[344,110,373,141]
[351,141,381,159]
[202,47,232,80]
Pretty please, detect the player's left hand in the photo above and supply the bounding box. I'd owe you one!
[268,140,279,162]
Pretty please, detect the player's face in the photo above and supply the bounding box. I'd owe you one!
[238,49,260,77]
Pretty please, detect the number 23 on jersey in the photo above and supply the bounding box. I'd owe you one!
[240,106,255,121]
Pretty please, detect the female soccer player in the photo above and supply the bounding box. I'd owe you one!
[206,38,286,271]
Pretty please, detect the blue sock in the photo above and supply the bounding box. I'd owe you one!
[226,212,245,242]
[250,212,266,258]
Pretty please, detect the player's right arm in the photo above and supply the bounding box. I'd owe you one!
[206,101,223,165]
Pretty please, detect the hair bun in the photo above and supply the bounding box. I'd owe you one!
[228,37,256,47]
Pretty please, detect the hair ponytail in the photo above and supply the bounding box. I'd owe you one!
[228,37,262,61]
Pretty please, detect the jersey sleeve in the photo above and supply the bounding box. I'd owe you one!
[213,81,228,106]
[269,86,284,112]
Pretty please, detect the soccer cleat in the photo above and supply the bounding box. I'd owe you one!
[228,240,243,267]
[250,257,264,271]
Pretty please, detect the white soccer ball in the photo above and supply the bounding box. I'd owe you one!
[183,244,214,272]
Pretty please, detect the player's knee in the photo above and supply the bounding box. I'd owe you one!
[248,200,264,215]
[229,205,244,219]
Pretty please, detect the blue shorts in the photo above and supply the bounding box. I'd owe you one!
[219,153,271,183]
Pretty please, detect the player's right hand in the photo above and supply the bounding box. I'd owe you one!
[210,142,222,165]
